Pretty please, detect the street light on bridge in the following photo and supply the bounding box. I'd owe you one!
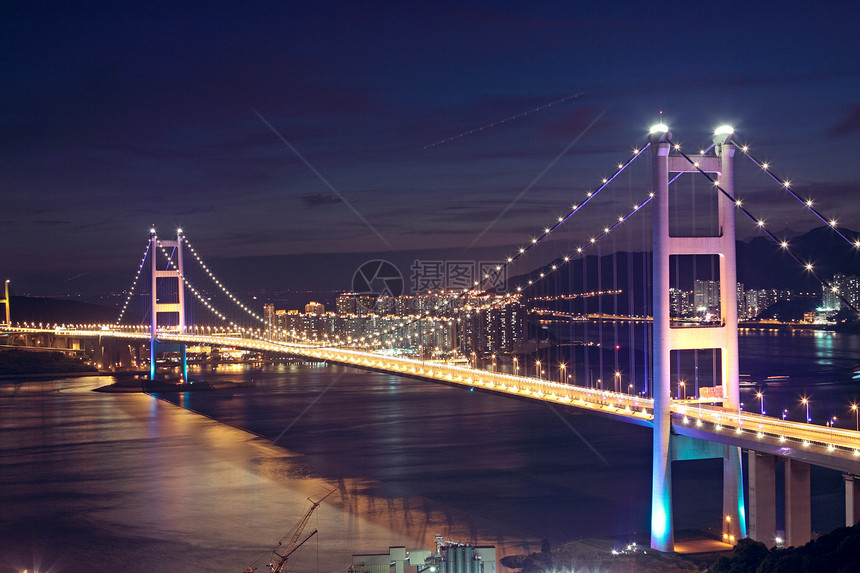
[852,403,859,432]
[559,363,566,383]
[535,360,541,380]
[801,397,810,423]
[756,391,765,415]
[827,416,837,447]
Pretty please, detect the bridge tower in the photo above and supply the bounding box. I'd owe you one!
[1,279,9,326]
[150,228,188,381]
[649,125,745,551]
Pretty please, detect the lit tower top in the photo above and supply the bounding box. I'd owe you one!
[649,123,670,143]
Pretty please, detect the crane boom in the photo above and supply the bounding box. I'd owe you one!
[268,489,336,573]
[272,529,318,573]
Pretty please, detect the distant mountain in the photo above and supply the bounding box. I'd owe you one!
[8,296,117,325]
[737,226,860,290]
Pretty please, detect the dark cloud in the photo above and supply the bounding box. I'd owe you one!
[829,104,860,137]
[33,219,71,226]
[299,193,344,208]
[540,106,615,141]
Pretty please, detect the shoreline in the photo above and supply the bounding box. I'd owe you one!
[0,370,102,381]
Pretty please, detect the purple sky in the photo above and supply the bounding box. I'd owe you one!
[3,2,860,297]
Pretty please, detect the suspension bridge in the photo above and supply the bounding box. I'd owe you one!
[3,124,860,553]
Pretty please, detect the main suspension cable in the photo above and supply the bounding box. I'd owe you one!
[733,142,860,249]
[668,138,858,313]
[115,240,151,325]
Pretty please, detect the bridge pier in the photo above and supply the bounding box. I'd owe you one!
[723,446,745,542]
[93,337,134,371]
[748,451,777,544]
[785,459,811,547]
[845,474,860,527]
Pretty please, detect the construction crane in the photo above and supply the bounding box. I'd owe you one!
[244,489,336,573]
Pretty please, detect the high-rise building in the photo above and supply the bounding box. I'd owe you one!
[395,295,415,316]
[745,289,760,318]
[263,303,275,340]
[736,283,745,319]
[305,301,325,315]
[336,294,357,316]
[825,273,860,310]
[669,288,690,317]
[275,309,287,340]
[456,298,524,355]
[694,280,720,316]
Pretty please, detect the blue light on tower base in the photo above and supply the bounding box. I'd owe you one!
[651,499,670,548]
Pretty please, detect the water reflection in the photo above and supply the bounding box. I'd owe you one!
[0,376,543,572]
[1,329,857,571]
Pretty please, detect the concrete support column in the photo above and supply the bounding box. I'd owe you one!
[844,474,860,526]
[785,458,811,547]
[748,451,776,544]
[650,131,673,552]
[715,137,739,412]
[722,446,746,541]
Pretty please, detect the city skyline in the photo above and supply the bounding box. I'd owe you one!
[3,2,859,298]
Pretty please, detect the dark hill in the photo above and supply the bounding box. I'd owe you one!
[711,522,860,572]
[737,226,860,290]
[8,296,118,325]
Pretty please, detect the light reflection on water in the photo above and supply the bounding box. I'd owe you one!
[1,376,505,572]
[0,330,858,571]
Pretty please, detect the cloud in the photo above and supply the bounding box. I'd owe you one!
[299,192,344,208]
[829,104,860,137]
[33,219,71,226]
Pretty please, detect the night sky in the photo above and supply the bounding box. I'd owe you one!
[3,2,860,299]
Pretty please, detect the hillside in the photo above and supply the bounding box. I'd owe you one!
[8,296,118,325]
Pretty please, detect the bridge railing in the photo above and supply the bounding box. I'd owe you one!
[671,402,860,457]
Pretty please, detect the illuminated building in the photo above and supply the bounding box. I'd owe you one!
[263,303,275,339]
[694,279,720,316]
[305,301,325,315]
[337,294,357,316]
